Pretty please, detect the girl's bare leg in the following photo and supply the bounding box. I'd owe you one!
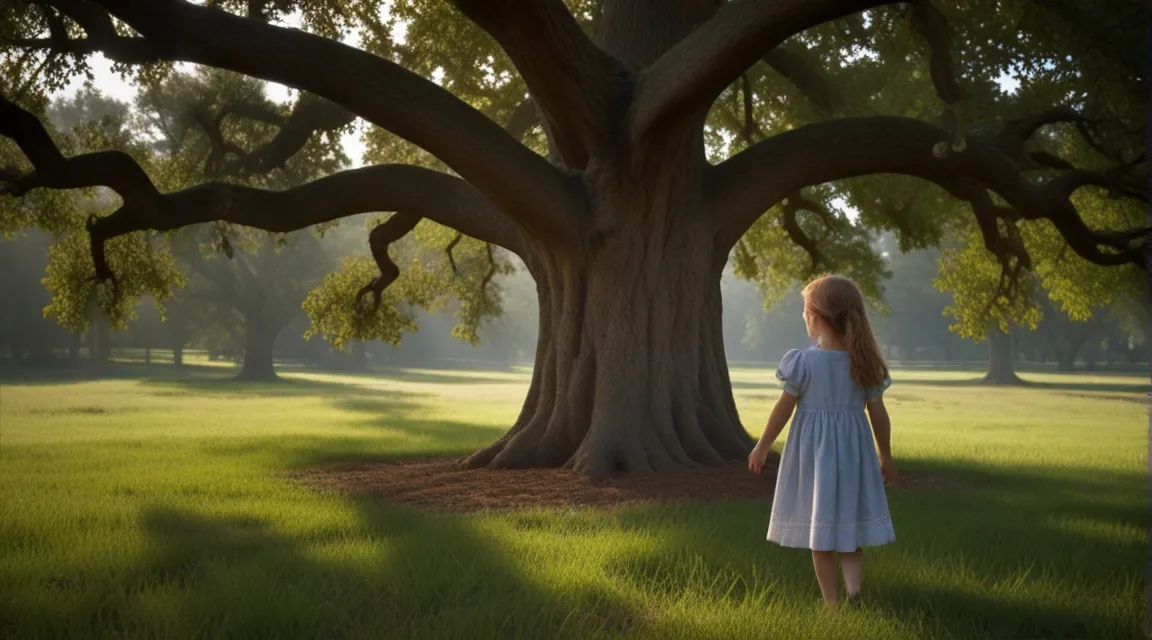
[811,550,839,608]
[840,548,863,602]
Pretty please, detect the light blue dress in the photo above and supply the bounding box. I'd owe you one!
[766,347,896,552]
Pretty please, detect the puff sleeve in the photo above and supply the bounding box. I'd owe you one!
[775,349,807,397]
[865,376,893,402]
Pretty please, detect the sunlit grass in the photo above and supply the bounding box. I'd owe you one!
[0,363,1145,639]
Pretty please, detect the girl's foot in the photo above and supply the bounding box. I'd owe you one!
[845,592,862,608]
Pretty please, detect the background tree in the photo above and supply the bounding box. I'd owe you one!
[1,0,1145,478]
[171,227,333,379]
[0,229,75,364]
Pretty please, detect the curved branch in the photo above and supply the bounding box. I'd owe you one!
[740,74,760,144]
[480,241,497,292]
[907,1,965,106]
[781,194,823,273]
[197,93,356,178]
[762,45,839,117]
[242,94,355,174]
[1002,107,1096,142]
[356,212,421,311]
[709,116,1148,268]
[84,165,519,278]
[0,94,160,205]
[0,96,522,280]
[446,233,463,274]
[83,0,584,240]
[630,0,892,139]
[994,107,1147,173]
[452,0,625,169]
[342,96,538,306]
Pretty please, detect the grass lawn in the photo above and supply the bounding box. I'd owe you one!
[0,363,1146,639]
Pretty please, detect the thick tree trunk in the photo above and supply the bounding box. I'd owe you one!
[984,327,1024,385]
[236,313,279,381]
[464,191,758,479]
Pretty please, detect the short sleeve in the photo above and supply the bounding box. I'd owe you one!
[775,349,808,397]
[865,376,892,402]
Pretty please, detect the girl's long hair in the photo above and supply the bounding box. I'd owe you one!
[802,275,889,389]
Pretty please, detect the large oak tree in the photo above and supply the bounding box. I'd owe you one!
[1,0,1146,479]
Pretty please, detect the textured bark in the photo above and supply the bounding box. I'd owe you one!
[464,229,757,480]
[463,118,760,480]
[984,327,1023,385]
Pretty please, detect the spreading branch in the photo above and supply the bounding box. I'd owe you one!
[194,93,356,178]
[58,0,584,240]
[1,90,521,286]
[480,242,497,292]
[630,0,891,139]
[739,74,760,144]
[991,106,1145,173]
[781,193,824,273]
[7,0,171,64]
[709,116,1148,269]
[452,0,626,168]
[0,94,160,205]
[762,45,839,118]
[356,212,421,311]
[906,1,965,106]
[446,233,463,274]
[353,96,538,310]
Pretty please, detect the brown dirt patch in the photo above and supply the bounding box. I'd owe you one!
[288,458,958,514]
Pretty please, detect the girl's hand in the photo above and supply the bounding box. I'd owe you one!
[748,444,770,475]
[880,454,898,486]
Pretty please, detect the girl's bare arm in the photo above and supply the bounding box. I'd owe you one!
[865,398,891,458]
[755,393,797,451]
[748,393,796,473]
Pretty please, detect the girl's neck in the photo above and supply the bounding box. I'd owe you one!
[818,334,848,351]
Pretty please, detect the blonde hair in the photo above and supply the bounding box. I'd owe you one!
[802,275,889,389]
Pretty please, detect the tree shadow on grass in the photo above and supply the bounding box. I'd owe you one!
[0,362,524,391]
[181,392,511,471]
[0,363,165,387]
[6,500,646,639]
[137,374,438,400]
[363,367,526,386]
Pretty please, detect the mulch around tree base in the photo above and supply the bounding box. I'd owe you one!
[288,458,956,514]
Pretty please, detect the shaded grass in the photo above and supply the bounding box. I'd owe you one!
[0,364,1145,639]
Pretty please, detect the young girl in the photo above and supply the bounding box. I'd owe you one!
[747,275,897,610]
